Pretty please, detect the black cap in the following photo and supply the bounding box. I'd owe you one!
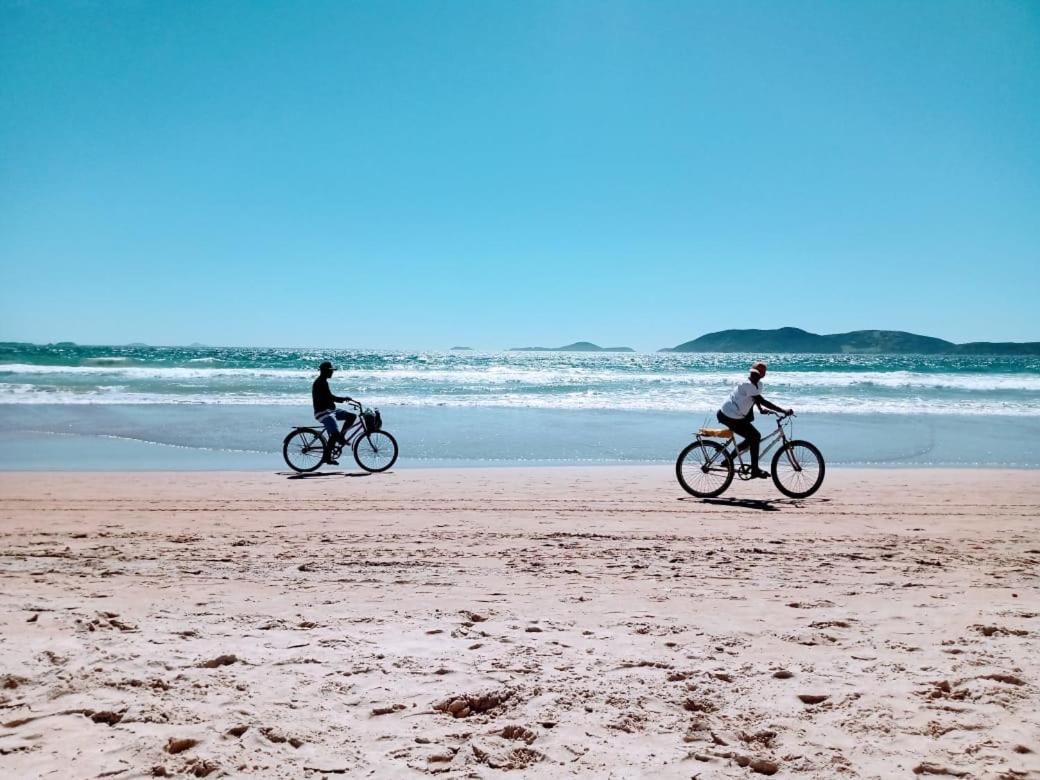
[319,361,334,372]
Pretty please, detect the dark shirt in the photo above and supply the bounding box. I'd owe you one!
[312,377,342,414]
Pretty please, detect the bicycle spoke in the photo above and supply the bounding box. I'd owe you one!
[679,441,731,496]
[284,430,326,472]
[354,431,397,472]
[784,448,803,471]
[773,444,822,497]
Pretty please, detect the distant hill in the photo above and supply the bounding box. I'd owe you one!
[662,327,1040,355]
[510,341,635,353]
[449,346,474,351]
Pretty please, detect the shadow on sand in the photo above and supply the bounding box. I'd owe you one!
[279,470,372,480]
[678,496,807,512]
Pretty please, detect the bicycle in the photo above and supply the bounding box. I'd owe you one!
[675,410,824,499]
[282,400,399,474]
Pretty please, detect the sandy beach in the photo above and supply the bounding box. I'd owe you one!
[1,467,1038,778]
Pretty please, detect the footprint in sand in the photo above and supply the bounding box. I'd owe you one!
[165,737,199,754]
[469,739,544,770]
[90,710,123,726]
[184,758,220,777]
[371,703,406,716]
[797,694,829,705]
[196,654,238,668]
[972,624,1029,637]
[435,688,516,719]
[498,725,537,744]
[260,726,305,747]
[1,674,30,690]
[912,761,968,777]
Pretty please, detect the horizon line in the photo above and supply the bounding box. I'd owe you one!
[3,325,1040,354]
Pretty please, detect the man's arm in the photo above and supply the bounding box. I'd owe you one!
[756,396,792,414]
[333,392,353,404]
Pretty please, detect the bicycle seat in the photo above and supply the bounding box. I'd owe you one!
[697,427,734,439]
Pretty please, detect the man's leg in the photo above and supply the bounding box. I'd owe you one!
[333,410,356,446]
[319,415,341,462]
[741,423,763,472]
[719,412,764,473]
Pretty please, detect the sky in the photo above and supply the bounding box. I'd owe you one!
[1,1,1038,351]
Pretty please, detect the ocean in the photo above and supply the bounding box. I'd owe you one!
[2,342,1038,469]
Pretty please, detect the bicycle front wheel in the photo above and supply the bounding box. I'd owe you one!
[353,430,399,473]
[283,429,327,473]
[771,440,825,498]
[676,440,734,498]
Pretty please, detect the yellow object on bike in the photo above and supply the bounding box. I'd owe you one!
[697,428,734,439]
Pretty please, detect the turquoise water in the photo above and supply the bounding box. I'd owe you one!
[1,343,1038,468]
[2,343,1039,415]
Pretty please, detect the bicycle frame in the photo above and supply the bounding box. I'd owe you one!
[334,400,372,448]
[695,412,796,474]
[284,398,398,474]
[287,401,373,456]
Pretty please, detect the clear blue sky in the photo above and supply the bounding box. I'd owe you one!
[1,1,1038,350]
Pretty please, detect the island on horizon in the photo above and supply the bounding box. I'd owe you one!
[509,341,635,353]
[449,346,474,351]
[661,327,1040,355]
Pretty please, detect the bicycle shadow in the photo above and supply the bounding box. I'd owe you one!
[678,496,805,511]
[278,470,372,480]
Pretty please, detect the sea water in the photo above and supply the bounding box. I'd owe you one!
[1,343,1038,468]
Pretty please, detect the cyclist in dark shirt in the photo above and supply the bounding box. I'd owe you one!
[312,361,356,465]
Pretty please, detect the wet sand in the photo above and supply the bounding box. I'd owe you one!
[1,468,1038,778]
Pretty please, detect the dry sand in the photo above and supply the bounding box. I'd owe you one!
[0,467,1038,779]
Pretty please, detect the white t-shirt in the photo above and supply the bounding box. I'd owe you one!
[720,380,762,419]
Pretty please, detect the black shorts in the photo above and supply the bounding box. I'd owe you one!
[717,410,754,428]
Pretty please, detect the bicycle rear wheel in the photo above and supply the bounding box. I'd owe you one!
[771,440,825,498]
[353,430,399,473]
[283,429,327,473]
[676,439,734,498]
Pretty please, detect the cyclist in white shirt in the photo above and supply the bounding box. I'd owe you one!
[717,361,793,479]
